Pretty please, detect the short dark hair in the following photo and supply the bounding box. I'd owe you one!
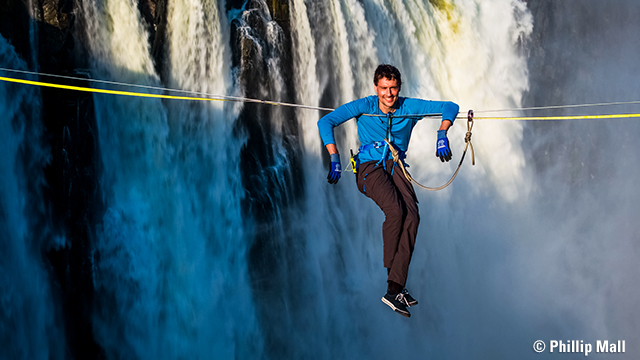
[373,64,402,87]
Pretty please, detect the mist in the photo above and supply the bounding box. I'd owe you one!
[522,0,640,352]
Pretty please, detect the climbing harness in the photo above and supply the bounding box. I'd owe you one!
[376,113,394,173]
[384,110,474,191]
[346,110,474,191]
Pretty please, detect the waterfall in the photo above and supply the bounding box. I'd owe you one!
[74,0,538,358]
[162,0,262,356]
[0,36,66,359]
[77,0,263,357]
[2,0,639,358]
[79,0,172,357]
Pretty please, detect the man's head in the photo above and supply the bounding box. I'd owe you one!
[374,64,401,112]
[373,64,402,88]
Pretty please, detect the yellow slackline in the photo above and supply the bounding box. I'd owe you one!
[0,73,336,111]
[473,114,640,121]
[2,72,640,121]
[1,76,254,103]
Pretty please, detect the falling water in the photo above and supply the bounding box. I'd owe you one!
[162,0,261,356]
[78,0,172,355]
[2,0,639,359]
[0,36,66,359]
[77,0,262,357]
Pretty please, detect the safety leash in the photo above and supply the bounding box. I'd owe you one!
[386,110,475,191]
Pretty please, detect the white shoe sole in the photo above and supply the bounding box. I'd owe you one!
[381,296,411,318]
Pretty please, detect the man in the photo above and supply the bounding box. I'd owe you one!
[317,64,459,318]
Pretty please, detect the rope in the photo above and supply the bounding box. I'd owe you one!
[0,74,338,111]
[471,101,640,114]
[386,110,475,191]
[471,113,640,121]
[3,68,640,121]
[0,69,446,118]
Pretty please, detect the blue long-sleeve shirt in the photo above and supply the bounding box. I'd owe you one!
[317,96,459,163]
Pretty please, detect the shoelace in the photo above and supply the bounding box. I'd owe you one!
[400,289,415,306]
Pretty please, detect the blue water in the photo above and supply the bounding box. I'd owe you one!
[0,35,66,359]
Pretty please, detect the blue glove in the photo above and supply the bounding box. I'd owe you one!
[327,153,342,184]
[436,130,452,162]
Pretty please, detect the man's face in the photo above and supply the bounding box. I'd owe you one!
[375,77,400,112]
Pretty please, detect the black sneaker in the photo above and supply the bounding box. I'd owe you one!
[381,293,411,318]
[401,288,418,307]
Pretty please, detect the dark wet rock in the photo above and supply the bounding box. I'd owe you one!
[42,72,104,360]
[0,0,33,61]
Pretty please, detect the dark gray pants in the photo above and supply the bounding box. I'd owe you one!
[356,159,420,287]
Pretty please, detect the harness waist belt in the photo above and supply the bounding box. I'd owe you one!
[358,141,386,153]
[359,141,407,161]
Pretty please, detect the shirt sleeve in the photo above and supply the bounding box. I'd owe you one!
[317,97,370,146]
[403,98,459,124]
[440,101,460,124]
